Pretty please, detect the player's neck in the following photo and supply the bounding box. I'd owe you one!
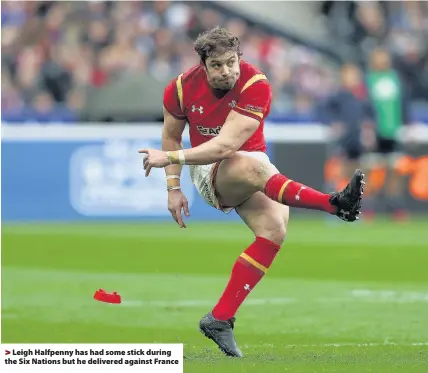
[211,87,229,99]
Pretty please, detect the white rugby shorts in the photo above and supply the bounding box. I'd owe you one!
[189,151,276,213]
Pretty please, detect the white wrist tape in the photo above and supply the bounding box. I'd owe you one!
[178,150,186,165]
[166,175,180,180]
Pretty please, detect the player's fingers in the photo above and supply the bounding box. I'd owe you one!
[170,210,179,224]
[138,149,148,154]
[175,208,186,228]
[145,164,152,177]
[143,157,149,170]
[183,199,190,217]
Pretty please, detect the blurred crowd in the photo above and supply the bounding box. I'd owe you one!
[2,1,428,124]
[322,1,428,107]
[1,0,339,123]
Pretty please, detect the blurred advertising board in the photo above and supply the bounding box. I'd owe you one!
[2,123,427,221]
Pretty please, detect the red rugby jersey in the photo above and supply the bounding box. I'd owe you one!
[163,60,271,152]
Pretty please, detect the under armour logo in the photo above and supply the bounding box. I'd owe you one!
[295,186,306,201]
[244,284,251,291]
[191,105,203,114]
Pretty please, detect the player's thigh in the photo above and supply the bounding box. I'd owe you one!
[236,191,289,246]
[215,153,278,208]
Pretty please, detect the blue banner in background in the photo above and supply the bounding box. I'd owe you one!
[2,138,272,222]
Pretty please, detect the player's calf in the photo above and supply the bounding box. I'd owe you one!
[202,189,289,358]
[217,153,336,213]
[264,170,365,221]
[212,236,281,321]
[203,235,281,357]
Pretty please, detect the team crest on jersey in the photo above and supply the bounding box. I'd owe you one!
[228,100,237,108]
[191,105,204,114]
[197,125,222,137]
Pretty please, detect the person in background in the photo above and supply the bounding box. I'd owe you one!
[321,63,374,191]
[363,47,413,220]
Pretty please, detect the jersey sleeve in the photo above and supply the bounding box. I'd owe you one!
[233,78,272,122]
[163,75,186,120]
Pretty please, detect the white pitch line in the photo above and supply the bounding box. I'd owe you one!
[351,289,428,302]
[122,290,428,308]
[4,227,249,242]
[245,342,428,348]
[121,297,297,308]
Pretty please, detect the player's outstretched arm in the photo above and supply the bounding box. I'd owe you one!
[139,110,259,171]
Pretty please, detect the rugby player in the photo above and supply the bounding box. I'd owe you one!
[139,26,365,358]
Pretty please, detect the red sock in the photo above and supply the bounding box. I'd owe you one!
[212,236,280,321]
[264,174,337,214]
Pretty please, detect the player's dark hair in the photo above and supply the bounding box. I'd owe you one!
[194,26,242,65]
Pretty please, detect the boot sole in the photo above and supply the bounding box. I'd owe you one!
[199,325,242,358]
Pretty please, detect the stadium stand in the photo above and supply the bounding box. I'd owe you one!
[2,1,427,124]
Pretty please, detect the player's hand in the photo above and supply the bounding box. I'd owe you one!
[168,189,190,228]
[138,148,170,177]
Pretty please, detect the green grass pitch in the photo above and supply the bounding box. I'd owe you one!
[2,217,428,372]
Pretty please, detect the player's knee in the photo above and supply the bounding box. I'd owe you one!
[274,226,287,246]
[262,225,286,246]
[270,207,289,245]
[261,217,287,246]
